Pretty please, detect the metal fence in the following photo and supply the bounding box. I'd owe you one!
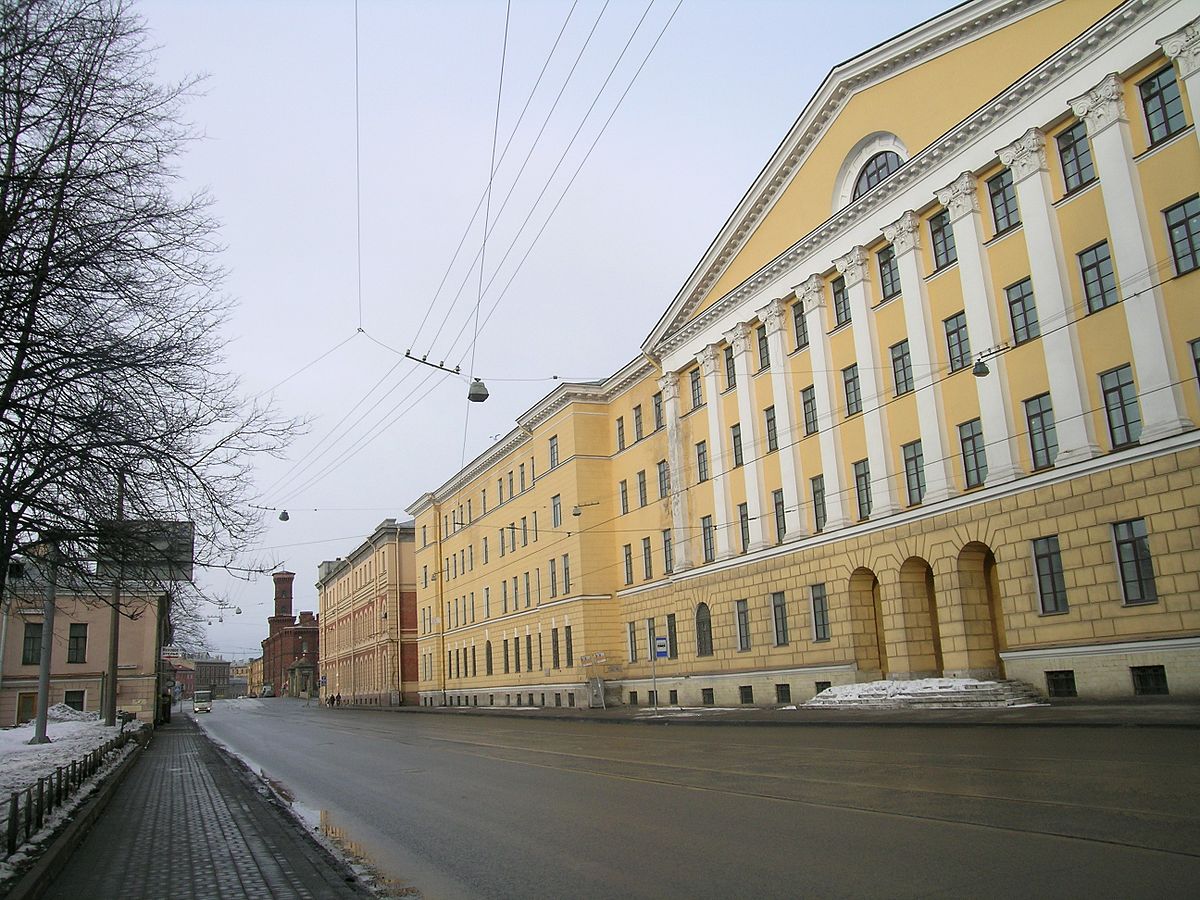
[3,726,146,859]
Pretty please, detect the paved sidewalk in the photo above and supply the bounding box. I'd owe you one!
[43,718,369,900]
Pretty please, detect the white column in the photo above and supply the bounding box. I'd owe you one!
[796,275,851,530]
[757,297,807,540]
[935,172,1024,484]
[658,371,692,571]
[1070,74,1194,441]
[835,246,899,517]
[997,128,1102,465]
[1159,17,1200,143]
[724,322,769,551]
[882,211,954,502]
[697,344,734,560]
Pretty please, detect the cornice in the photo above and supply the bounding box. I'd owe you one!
[642,0,1061,355]
[652,0,1164,360]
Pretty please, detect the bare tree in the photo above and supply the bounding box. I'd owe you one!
[0,0,298,601]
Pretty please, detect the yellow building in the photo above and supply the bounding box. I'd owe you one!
[248,656,264,697]
[317,519,419,705]
[408,0,1200,706]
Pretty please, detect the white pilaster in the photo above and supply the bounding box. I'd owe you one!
[935,172,1024,485]
[658,371,692,571]
[882,211,954,502]
[797,275,851,530]
[757,297,807,540]
[835,246,898,517]
[697,344,734,560]
[997,128,1102,465]
[1070,75,1194,442]
[723,322,769,551]
[1159,17,1200,146]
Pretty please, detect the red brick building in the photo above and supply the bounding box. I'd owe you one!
[260,571,319,697]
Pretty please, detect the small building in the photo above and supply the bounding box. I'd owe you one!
[193,655,231,698]
[248,656,263,696]
[169,659,195,699]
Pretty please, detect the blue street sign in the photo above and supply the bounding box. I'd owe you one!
[655,636,669,659]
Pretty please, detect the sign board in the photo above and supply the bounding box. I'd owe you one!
[97,519,195,583]
[655,636,669,659]
[161,646,182,659]
[320,675,327,686]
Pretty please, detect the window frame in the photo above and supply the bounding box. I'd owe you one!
[891,340,914,396]
[944,311,971,372]
[811,584,831,642]
[832,276,851,327]
[735,599,751,652]
[877,244,901,300]
[902,439,925,507]
[1024,393,1059,471]
[930,209,957,270]
[1139,65,1187,146]
[696,440,708,483]
[764,405,778,452]
[987,168,1020,234]
[801,386,818,435]
[1079,241,1119,313]
[695,603,713,656]
[853,459,871,520]
[1005,277,1040,344]
[1100,364,1142,449]
[771,591,789,646]
[959,418,988,488]
[1032,535,1069,614]
[1113,518,1157,605]
[1165,195,1200,276]
[842,364,862,416]
[1056,121,1095,193]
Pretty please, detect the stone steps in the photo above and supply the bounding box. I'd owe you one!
[805,679,1049,709]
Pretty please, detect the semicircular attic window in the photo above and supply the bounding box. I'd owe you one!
[852,151,902,200]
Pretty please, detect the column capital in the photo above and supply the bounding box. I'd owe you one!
[755,297,790,336]
[794,274,825,311]
[697,343,721,377]
[882,210,921,256]
[834,245,870,288]
[657,370,680,404]
[997,127,1047,182]
[722,322,753,356]
[1159,17,1200,79]
[935,172,979,221]
[1069,73,1127,134]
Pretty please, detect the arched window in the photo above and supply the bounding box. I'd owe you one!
[485,641,493,675]
[695,603,713,657]
[852,151,902,200]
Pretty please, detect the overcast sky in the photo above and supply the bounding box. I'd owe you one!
[138,0,951,659]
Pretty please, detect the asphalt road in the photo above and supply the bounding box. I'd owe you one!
[196,700,1200,899]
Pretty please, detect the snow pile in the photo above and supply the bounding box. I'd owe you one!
[805,678,998,708]
[0,718,131,796]
[47,703,100,722]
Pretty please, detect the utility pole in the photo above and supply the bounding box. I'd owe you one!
[30,541,59,745]
[104,472,125,726]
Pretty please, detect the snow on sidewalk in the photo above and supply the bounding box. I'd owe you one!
[0,705,138,796]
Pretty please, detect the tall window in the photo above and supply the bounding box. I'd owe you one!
[832,276,851,327]
[735,599,751,651]
[853,460,871,519]
[1033,536,1068,614]
[959,419,988,488]
[738,503,750,553]
[878,245,900,300]
[652,392,664,430]
[690,369,703,408]
[696,441,709,482]
[771,592,789,646]
[891,340,913,395]
[1165,196,1200,275]
[1006,278,1039,344]
[549,559,557,598]
[764,406,778,452]
[666,613,678,659]
[696,603,713,656]
[616,416,625,451]
[1079,241,1119,312]
[552,494,562,528]
[662,529,674,576]
[549,435,559,468]
[1114,518,1157,604]
[623,544,634,585]
[628,621,638,661]
[561,554,571,593]
[1056,121,1095,192]
[642,537,653,580]
[565,625,573,667]
[902,440,925,506]
[930,209,957,269]
[773,489,786,544]
[756,325,771,370]
[731,424,744,467]
[852,151,901,199]
[843,365,862,415]
[724,346,736,390]
[486,641,493,675]
[1025,393,1058,470]
[519,464,526,492]
[801,386,818,435]
[633,405,644,441]
[811,475,827,533]
[22,622,42,665]
[701,516,715,563]
[657,460,670,498]
[551,628,560,669]
[793,302,809,349]
[988,168,1020,233]
[637,470,648,506]
[810,583,832,642]
[619,480,629,514]
[1140,66,1186,145]
[945,312,971,372]
[1101,364,1141,448]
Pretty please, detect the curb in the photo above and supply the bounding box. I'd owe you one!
[4,729,150,900]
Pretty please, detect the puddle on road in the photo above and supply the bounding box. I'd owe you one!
[320,809,423,898]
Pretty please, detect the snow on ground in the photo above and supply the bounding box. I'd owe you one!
[804,677,997,707]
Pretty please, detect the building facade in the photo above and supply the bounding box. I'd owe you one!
[194,656,231,698]
[248,656,264,697]
[408,0,1200,706]
[260,571,320,697]
[317,519,419,705]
